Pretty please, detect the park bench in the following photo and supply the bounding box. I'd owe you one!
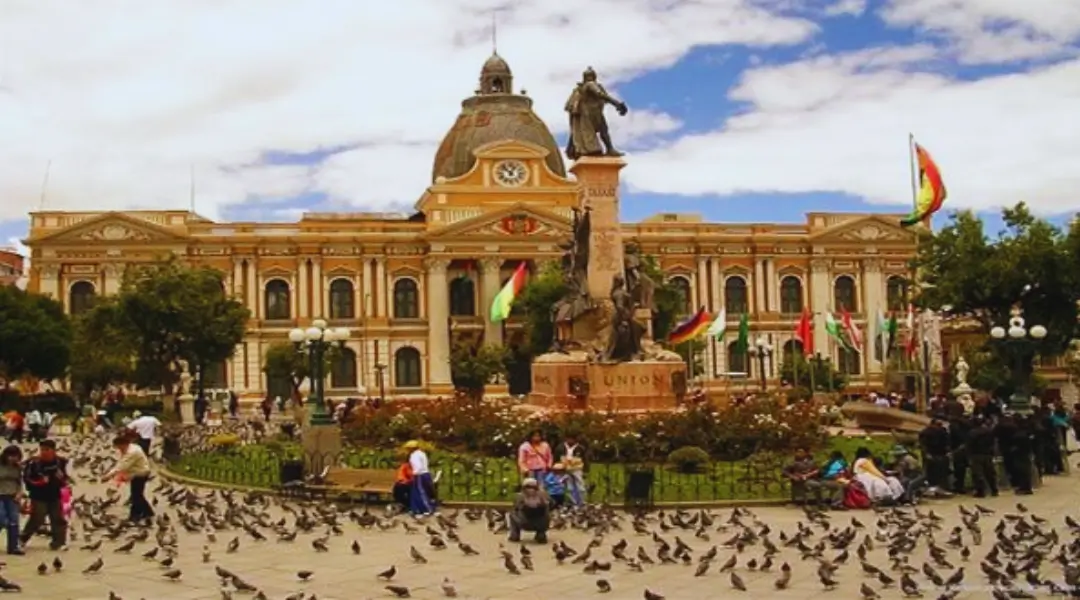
[305,467,398,504]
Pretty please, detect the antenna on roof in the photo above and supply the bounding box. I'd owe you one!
[37,160,52,210]
[492,11,498,54]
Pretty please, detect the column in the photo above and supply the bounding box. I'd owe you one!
[810,259,831,360]
[765,260,778,312]
[246,258,258,318]
[481,258,504,346]
[753,259,765,313]
[290,271,299,320]
[695,257,708,312]
[38,265,60,299]
[426,259,452,385]
[697,257,712,381]
[863,258,884,373]
[298,258,309,319]
[102,263,122,296]
[375,258,387,317]
[312,257,323,319]
[362,259,373,317]
[232,257,243,298]
[709,259,723,378]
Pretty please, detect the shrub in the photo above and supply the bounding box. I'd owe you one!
[208,433,240,451]
[0,391,78,415]
[667,446,711,473]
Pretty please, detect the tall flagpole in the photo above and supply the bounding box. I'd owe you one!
[38,160,52,210]
[908,133,927,411]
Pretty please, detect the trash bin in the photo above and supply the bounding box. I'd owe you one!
[624,469,655,510]
[161,435,181,463]
[279,460,304,485]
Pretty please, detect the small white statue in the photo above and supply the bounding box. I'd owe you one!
[954,356,969,386]
[178,361,193,396]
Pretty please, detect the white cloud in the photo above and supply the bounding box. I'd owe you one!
[0,0,816,222]
[879,0,1080,63]
[824,0,867,17]
[627,48,1080,214]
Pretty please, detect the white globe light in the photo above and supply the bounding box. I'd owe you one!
[1029,325,1048,339]
[312,318,328,330]
[288,328,306,343]
[335,327,351,340]
[990,326,1006,339]
[305,326,322,341]
[323,328,339,342]
[1008,326,1026,339]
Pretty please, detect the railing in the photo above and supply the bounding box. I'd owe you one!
[167,443,792,504]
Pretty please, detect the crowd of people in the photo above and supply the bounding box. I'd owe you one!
[785,393,1077,510]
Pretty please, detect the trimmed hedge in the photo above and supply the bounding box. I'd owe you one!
[0,391,78,414]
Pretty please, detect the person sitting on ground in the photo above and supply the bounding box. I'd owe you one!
[852,446,904,504]
[783,447,819,505]
[886,445,925,504]
[508,478,551,543]
[392,451,412,510]
[815,451,850,509]
[542,464,567,508]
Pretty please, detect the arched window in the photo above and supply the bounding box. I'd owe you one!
[449,275,476,316]
[394,347,422,388]
[393,278,419,319]
[265,279,291,320]
[838,346,861,375]
[202,360,228,390]
[779,276,803,314]
[727,341,748,374]
[668,276,692,316]
[782,339,804,360]
[724,276,749,314]
[833,275,857,312]
[329,279,355,319]
[68,281,96,316]
[331,347,358,389]
[886,276,908,312]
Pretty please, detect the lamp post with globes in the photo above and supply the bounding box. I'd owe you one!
[989,306,1047,414]
[288,319,350,426]
[746,336,772,392]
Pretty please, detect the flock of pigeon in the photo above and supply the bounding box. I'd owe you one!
[3,434,1080,599]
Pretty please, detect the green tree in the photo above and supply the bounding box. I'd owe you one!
[450,340,509,401]
[0,286,71,386]
[916,204,1079,392]
[69,299,136,398]
[116,259,250,401]
[642,255,683,341]
[516,261,567,357]
[779,354,846,395]
[262,341,334,396]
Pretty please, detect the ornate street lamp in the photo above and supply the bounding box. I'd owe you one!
[747,336,772,392]
[989,306,1047,413]
[288,319,350,426]
[375,363,387,403]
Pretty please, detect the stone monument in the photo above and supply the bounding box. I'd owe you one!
[951,356,975,414]
[177,362,195,425]
[529,67,685,411]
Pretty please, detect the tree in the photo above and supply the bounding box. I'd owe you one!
[916,203,1079,392]
[262,341,334,396]
[0,286,71,386]
[642,255,683,342]
[779,354,846,395]
[516,261,567,357]
[69,299,136,398]
[116,259,250,401]
[450,340,509,401]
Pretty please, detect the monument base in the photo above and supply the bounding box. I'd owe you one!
[530,360,688,411]
[301,425,342,476]
[178,394,195,424]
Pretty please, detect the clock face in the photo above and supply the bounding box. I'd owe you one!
[494,160,529,187]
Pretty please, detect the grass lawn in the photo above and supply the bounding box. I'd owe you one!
[170,433,899,504]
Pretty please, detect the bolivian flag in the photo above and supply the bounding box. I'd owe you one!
[490,262,528,323]
[668,306,710,345]
[901,141,947,227]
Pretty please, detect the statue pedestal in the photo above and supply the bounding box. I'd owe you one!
[529,359,687,411]
[570,156,627,301]
[301,425,342,476]
[178,393,195,425]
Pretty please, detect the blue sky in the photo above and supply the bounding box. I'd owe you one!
[3,0,1079,255]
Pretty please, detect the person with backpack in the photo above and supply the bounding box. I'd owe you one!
[507,478,551,543]
[19,440,69,551]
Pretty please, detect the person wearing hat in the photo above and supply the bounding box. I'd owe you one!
[886,445,924,504]
[508,478,551,543]
[404,441,436,515]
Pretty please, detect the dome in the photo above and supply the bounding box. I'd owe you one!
[431,54,566,182]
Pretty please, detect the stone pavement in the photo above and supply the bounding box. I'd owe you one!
[5,437,1080,599]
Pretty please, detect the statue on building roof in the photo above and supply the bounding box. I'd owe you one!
[564,67,629,160]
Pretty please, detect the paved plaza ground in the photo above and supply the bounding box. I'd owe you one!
[5,436,1079,599]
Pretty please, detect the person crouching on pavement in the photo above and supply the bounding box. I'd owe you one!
[508,478,551,543]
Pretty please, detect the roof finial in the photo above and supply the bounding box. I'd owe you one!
[491,11,498,54]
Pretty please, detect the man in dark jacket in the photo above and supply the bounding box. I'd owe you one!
[967,416,998,497]
[20,440,68,550]
[508,478,551,543]
[919,419,952,491]
[948,411,972,494]
[995,414,1034,495]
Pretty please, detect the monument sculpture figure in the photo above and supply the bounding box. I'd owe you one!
[552,206,594,350]
[564,67,629,159]
[603,273,644,362]
[623,243,655,311]
[955,356,970,386]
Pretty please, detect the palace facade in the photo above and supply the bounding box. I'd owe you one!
[22,53,922,400]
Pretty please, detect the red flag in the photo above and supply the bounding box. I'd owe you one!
[841,309,863,351]
[794,309,814,356]
[904,303,918,359]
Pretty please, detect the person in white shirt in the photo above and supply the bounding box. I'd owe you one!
[102,434,154,523]
[127,413,162,456]
[404,440,435,516]
[26,410,43,442]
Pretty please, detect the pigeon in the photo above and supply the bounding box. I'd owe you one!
[162,569,182,580]
[385,585,410,598]
[377,565,397,580]
[597,579,612,593]
[82,558,104,574]
[297,570,313,581]
[441,577,458,597]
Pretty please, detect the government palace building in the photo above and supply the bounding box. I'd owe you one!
[22,53,926,401]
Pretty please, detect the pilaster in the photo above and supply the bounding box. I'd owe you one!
[810,258,831,360]
[863,258,884,373]
[425,258,453,386]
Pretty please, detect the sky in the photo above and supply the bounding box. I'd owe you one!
[3,0,1080,266]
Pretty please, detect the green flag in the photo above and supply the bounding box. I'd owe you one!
[824,312,851,348]
[735,313,750,354]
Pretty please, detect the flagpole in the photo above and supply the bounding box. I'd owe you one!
[909,132,928,412]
